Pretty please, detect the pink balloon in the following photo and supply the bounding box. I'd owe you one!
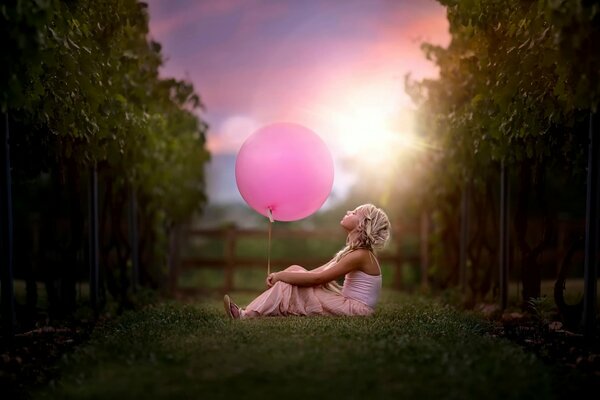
[235,122,334,221]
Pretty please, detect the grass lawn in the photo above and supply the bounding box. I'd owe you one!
[30,290,559,400]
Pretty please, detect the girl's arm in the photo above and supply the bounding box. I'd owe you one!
[269,250,366,287]
[310,260,334,273]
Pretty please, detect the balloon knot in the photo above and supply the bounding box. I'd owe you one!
[267,208,274,223]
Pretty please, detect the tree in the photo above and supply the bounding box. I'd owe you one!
[406,0,598,310]
[2,0,210,320]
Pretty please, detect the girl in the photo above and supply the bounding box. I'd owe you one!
[224,203,391,319]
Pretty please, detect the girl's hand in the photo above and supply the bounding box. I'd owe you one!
[266,272,279,288]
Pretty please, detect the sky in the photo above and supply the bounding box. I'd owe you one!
[145,0,450,207]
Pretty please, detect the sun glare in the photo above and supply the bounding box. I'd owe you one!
[329,99,422,171]
[332,105,396,156]
[305,84,441,178]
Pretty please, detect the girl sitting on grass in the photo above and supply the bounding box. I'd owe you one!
[224,203,391,319]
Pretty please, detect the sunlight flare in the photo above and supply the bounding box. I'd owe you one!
[309,87,435,173]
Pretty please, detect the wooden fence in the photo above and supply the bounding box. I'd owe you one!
[171,223,424,296]
[169,215,592,297]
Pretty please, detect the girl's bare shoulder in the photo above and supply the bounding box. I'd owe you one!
[352,248,380,275]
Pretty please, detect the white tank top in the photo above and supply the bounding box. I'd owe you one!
[341,270,382,309]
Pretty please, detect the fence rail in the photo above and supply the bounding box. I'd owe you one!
[172,224,423,295]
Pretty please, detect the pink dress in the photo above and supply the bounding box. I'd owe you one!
[240,265,381,318]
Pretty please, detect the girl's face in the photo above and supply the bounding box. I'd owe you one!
[340,208,360,232]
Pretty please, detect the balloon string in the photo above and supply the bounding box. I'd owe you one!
[267,208,273,276]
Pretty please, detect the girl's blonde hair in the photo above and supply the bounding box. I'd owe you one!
[324,203,391,294]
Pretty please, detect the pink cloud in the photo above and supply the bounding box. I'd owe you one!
[147,0,450,157]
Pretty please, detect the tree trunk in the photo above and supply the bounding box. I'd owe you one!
[60,158,82,316]
[514,160,539,309]
[459,181,470,293]
[88,163,99,316]
[582,110,599,340]
[1,112,15,336]
[500,160,509,309]
[515,159,556,310]
[554,235,584,329]
[129,184,139,292]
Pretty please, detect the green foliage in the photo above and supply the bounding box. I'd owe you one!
[546,0,600,112]
[0,0,53,111]
[408,0,593,175]
[528,295,557,326]
[6,0,209,215]
[405,0,599,295]
[33,292,555,400]
[4,0,210,298]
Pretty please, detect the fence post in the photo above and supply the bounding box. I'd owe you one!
[224,226,236,293]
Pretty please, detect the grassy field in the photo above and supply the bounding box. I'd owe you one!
[31,290,559,400]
